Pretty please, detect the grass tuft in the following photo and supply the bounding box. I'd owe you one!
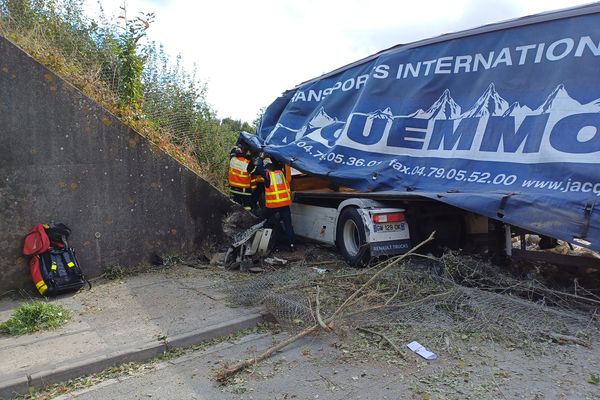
[0,301,71,336]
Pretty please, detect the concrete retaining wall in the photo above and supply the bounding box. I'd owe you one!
[0,36,237,293]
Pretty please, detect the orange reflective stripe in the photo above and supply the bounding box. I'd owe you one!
[228,156,251,188]
[265,170,292,208]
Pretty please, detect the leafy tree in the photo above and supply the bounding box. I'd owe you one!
[114,7,153,110]
[253,106,266,132]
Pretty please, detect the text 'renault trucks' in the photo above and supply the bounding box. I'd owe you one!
[244,3,600,266]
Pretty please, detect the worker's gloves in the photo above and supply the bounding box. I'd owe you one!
[253,156,264,167]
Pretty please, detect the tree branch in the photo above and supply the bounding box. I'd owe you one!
[357,326,406,360]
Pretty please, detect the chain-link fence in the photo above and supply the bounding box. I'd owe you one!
[0,0,245,189]
[223,251,598,353]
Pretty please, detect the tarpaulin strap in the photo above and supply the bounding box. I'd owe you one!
[578,200,595,240]
[497,193,516,218]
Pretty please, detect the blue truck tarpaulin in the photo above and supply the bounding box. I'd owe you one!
[253,5,600,251]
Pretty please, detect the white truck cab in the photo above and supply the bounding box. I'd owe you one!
[291,198,410,266]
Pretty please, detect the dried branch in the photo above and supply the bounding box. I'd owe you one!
[410,253,441,262]
[357,326,407,360]
[342,290,454,319]
[215,324,319,381]
[315,285,332,332]
[308,260,338,266]
[330,231,436,321]
[544,332,591,347]
[532,286,600,306]
[385,282,402,306]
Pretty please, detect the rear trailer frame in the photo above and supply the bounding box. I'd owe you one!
[290,191,491,265]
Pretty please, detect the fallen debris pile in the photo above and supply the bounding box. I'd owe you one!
[217,234,599,381]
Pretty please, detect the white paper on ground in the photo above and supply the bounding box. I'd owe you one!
[407,341,438,360]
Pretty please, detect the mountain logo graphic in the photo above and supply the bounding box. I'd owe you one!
[266,83,600,148]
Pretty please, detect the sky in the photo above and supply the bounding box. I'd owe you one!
[89,0,595,122]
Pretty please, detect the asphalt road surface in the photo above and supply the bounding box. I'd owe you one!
[54,332,410,400]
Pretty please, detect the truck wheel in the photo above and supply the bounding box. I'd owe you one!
[336,207,369,267]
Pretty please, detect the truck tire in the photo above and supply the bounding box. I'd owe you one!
[336,207,369,267]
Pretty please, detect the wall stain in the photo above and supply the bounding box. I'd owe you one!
[128,136,140,147]
[100,116,112,126]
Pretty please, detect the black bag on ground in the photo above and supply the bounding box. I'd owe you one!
[45,223,71,245]
[39,248,88,295]
[37,223,89,296]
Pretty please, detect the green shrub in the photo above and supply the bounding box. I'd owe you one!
[0,301,71,336]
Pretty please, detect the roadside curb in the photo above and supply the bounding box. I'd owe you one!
[0,312,266,399]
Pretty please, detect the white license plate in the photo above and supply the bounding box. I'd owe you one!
[374,223,404,232]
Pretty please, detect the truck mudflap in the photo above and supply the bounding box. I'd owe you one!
[356,207,411,257]
[370,239,412,257]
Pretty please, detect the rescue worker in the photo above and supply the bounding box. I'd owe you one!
[249,157,265,213]
[259,156,295,252]
[228,144,253,210]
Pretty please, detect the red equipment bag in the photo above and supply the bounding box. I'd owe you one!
[23,224,50,256]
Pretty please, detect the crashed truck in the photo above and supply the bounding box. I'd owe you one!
[241,3,600,266]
